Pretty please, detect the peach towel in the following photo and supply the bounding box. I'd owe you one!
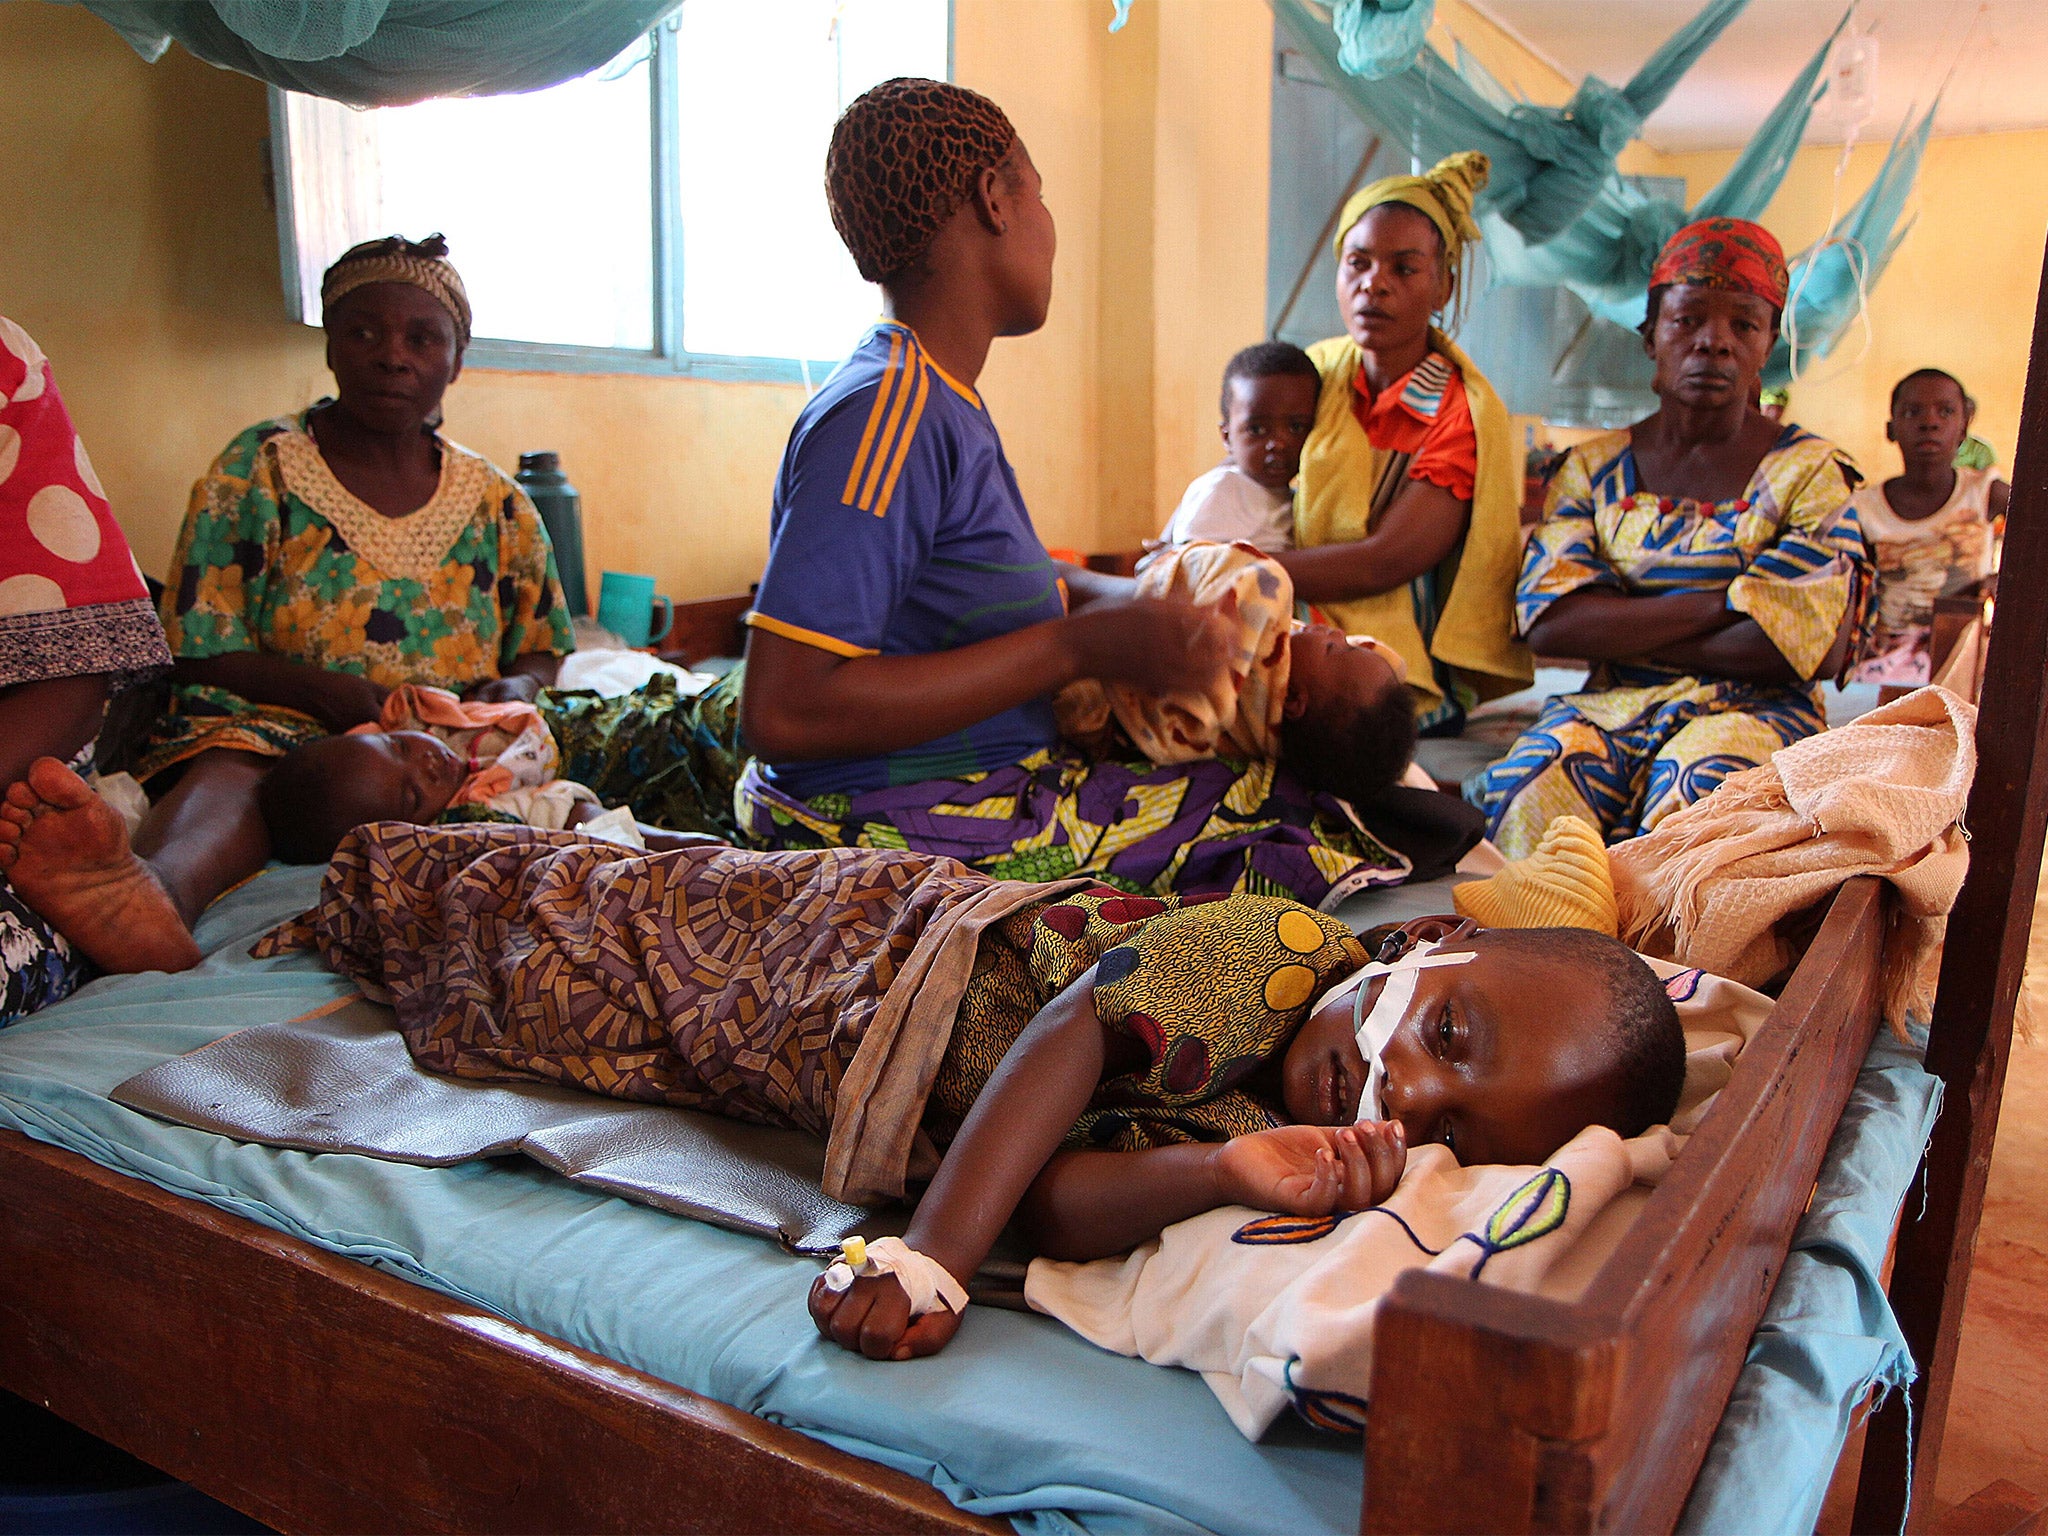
[1610,685,1975,1034]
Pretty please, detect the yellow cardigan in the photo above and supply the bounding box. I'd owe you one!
[1295,330,1531,709]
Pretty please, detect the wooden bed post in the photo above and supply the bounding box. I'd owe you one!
[1852,233,2048,1532]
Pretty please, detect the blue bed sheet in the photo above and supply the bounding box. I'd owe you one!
[0,867,1938,1535]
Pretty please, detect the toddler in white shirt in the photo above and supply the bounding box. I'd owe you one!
[1156,341,1320,554]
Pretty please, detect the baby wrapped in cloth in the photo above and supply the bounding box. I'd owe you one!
[367,683,638,840]
[1055,541,1412,785]
[255,683,651,866]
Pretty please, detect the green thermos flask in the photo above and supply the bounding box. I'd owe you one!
[516,451,589,617]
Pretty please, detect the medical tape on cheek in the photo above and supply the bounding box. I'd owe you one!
[1350,944,1477,1120]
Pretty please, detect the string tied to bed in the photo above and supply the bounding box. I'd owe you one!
[822,1235,969,1317]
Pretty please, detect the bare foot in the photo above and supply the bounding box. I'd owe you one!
[0,758,201,975]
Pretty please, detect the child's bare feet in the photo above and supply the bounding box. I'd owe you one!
[0,758,201,976]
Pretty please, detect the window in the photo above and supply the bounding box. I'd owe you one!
[271,0,951,379]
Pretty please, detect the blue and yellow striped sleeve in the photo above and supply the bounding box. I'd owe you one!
[1514,441,1623,637]
[749,339,946,660]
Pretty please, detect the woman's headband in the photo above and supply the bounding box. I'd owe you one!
[321,232,473,349]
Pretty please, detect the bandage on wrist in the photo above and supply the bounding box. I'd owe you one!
[820,1235,969,1317]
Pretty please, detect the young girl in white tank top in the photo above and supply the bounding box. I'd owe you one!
[1850,465,2000,687]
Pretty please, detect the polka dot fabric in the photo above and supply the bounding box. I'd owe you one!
[927,888,1368,1152]
[0,318,151,620]
[0,316,168,689]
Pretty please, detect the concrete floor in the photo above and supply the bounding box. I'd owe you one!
[1929,882,2048,1509]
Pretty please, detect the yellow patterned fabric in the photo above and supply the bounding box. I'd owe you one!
[1514,425,1865,688]
[161,409,569,688]
[140,407,572,783]
[1295,330,1531,712]
[1474,425,1870,858]
[930,888,1367,1151]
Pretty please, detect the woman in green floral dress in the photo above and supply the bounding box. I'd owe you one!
[111,235,573,938]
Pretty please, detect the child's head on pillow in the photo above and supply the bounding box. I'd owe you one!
[1218,340,1321,493]
[1279,922,1685,1165]
[258,730,466,865]
[1280,622,1417,808]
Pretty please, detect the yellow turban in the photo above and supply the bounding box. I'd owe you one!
[1333,150,1491,267]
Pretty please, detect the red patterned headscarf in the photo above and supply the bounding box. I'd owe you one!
[1649,218,1789,311]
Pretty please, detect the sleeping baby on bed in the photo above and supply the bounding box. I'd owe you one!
[267,823,1684,1364]
[254,684,713,863]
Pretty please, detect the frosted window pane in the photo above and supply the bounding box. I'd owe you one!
[286,38,656,351]
[676,0,948,364]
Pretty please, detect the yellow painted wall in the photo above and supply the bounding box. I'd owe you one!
[1144,0,1274,549]
[1094,4,1160,548]
[1,4,331,587]
[1660,131,2048,481]
[956,0,1110,558]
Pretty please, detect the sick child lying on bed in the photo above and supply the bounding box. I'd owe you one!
[255,684,714,863]
[1054,540,1417,807]
[268,826,1683,1364]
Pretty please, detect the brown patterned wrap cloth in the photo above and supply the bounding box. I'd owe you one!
[824,77,1017,282]
[263,823,1070,1203]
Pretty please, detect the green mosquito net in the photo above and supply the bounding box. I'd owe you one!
[70,0,682,106]
[1266,0,1933,386]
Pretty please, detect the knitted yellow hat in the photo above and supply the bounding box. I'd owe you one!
[1452,816,1618,936]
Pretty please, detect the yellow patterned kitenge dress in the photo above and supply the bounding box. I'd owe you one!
[1472,425,1870,858]
[138,407,573,782]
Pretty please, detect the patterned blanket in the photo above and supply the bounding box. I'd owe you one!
[261,823,1065,1201]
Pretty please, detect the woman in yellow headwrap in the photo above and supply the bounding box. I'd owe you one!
[1279,151,1531,735]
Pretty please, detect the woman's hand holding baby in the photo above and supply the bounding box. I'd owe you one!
[1064,596,1235,699]
[1213,1120,1406,1215]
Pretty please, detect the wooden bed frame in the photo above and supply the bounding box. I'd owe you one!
[3,273,2040,1536]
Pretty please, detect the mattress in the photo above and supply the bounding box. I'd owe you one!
[0,865,1937,1535]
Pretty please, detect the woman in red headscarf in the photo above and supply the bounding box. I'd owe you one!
[1472,219,1872,858]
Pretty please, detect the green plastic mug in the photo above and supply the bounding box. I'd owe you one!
[596,571,673,650]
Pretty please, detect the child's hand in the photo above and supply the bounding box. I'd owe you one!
[808,1270,963,1361]
[1213,1120,1406,1216]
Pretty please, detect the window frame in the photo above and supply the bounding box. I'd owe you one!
[268,4,954,383]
